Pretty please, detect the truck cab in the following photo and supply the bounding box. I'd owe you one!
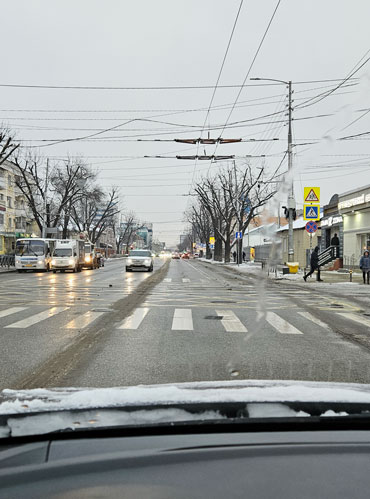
[51,239,85,273]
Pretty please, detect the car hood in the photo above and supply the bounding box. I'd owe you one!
[2,380,370,437]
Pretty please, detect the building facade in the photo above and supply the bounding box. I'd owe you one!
[278,218,321,267]
[338,184,370,267]
[0,161,39,255]
[320,194,343,256]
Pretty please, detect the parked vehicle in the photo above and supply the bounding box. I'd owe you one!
[172,252,180,259]
[15,238,55,272]
[126,250,153,272]
[51,239,85,273]
[83,242,99,269]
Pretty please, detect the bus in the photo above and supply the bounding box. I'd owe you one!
[15,238,56,272]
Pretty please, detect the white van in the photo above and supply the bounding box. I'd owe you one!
[51,239,85,273]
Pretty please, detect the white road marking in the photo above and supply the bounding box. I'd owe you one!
[118,308,149,330]
[337,312,370,329]
[298,311,330,330]
[183,260,211,280]
[5,307,68,329]
[164,278,172,282]
[182,278,190,283]
[216,310,247,332]
[266,311,303,335]
[0,307,27,318]
[65,311,105,329]
[172,309,193,330]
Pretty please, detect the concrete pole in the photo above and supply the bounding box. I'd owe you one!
[287,81,296,262]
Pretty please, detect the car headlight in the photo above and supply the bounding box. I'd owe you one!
[127,258,132,265]
[68,259,75,265]
[85,255,91,262]
[38,260,43,264]
[51,259,56,265]
[145,259,151,264]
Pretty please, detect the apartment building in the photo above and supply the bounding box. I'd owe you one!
[0,160,39,254]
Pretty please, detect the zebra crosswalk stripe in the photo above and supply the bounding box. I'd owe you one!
[216,310,247,332]
[337,312,370,328]
[0,307,27,319]
[5,307,69,329]
[182,278,190,283]
[172,309,193,330]
[164,278,172,282]
[266,311,303,335]
[65,311,105,329]
[298,311,330,330]
[118,308,149,330]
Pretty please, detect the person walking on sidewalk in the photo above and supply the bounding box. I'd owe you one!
[360,250,370,284]
[304,246,323,282]
[233,251,237,262]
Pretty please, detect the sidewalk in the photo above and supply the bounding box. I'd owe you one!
[0,266,16,274]
[201,258,367,286]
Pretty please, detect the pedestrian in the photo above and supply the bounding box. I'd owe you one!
[232,251,237,262]
[242,250,246,262]
[303,246,323,282]
[330,233,340,246]
[359,250,370,284]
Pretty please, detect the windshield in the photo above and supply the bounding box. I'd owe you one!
[2,0,370,436]
[15,240,45,256]
[53,248,72,257]
[129,250,152,257]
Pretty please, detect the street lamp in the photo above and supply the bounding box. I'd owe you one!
[250,77,295,263]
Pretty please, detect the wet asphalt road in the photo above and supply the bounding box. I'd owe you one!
[2,257,370,390]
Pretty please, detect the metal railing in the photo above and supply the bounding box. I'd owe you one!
[0,254,15,268]
[318,245,340,267]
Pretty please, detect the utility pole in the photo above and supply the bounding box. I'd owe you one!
[42,159,49,238]
[250,77,296,262]
[287,80,296,263]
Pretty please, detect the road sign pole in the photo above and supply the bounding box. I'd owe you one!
[287,80,295,263]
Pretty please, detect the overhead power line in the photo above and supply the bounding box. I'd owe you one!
[0,78,359,91]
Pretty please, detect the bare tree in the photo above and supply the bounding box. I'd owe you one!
[0,129,20,166]
[13,155,94,234]
[186,203,212,258]
[114,211,143,254]
[193,162,277,262]
[70,186,120,244]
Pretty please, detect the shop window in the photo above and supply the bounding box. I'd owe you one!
[360,234,370,252]
[0,213,4,224]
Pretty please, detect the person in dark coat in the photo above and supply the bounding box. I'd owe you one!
[242,251,246,262]
[330,233,340,246]
[303,246,323,282]
[232,251,237,262]
[360,250,370,284]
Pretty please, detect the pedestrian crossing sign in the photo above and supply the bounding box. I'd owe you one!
[304,186,320,203]
[304,204,320,220]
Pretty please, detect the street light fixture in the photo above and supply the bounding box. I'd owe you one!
[250,77,296,263]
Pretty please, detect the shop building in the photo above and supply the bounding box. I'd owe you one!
[338,184,370,267]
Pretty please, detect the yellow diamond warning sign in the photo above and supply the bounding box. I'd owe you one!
[304,186,320,203]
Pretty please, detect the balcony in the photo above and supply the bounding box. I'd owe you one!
[15,207,27,217]
[0,176,5,190]
[0,199,5,211]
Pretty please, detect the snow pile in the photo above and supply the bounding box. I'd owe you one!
[2,379,370,415]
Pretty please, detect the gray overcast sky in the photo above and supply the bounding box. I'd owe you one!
[2,1,370,245]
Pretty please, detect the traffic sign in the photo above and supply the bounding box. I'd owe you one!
[235,231,243,239]
[210,244,214,249]
[305,221,318,233]
[304,186,320,204]
[304,204,320,221]
[209,236,215,244]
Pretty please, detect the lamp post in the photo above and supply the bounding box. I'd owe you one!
[250,77,295,262]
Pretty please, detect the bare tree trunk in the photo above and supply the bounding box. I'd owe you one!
[224,237,231,263]
[206,242,212,259]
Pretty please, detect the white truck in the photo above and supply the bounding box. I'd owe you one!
[51,239,85,273]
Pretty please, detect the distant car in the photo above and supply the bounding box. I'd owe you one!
[181,253,190,259]
[172,252,180,259]
[126,250,154,272]
[194,253,200,258]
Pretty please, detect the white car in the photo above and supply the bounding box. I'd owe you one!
[126,250,154,272]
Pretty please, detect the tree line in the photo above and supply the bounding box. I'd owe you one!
[186,162,278,262]
[0,129,145,249]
